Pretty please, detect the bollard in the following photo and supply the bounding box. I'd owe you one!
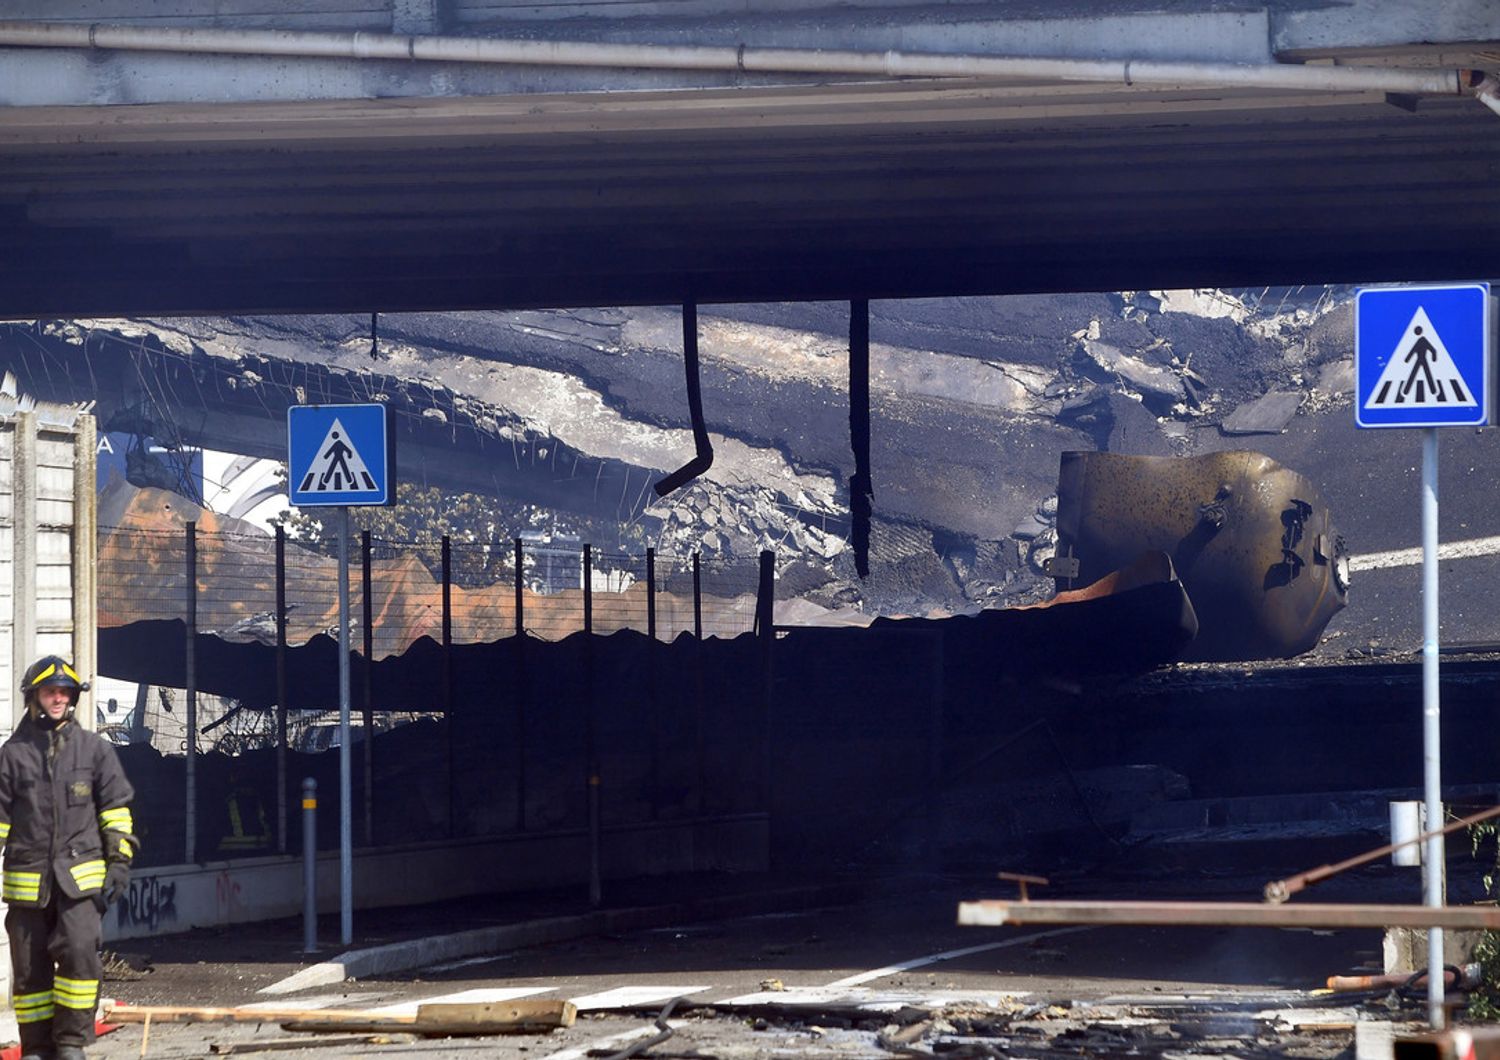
[302,778,317,954]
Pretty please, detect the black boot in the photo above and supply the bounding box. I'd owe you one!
[55,1047,87,1060]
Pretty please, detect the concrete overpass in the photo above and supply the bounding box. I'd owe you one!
[0,1,1498,318]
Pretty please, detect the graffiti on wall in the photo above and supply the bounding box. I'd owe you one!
[215,870,242,921]
[117,876,178,932]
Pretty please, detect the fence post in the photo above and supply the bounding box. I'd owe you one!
[849,297,873,578]
[442,535,455,838]
[646,548,656,641]
[275,525,288,855]
[185,521,197,864]
[514,537,526,830]
[692,552,702,639]
[302,777,318,954]
[692,552,706,814]
[646,547,659,818]
[583,544,600,906]
[582,544,592,634]
[361,530,373,848]
[757,550,775,817]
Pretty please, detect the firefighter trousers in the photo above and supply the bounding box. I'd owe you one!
[7,892,103,1051]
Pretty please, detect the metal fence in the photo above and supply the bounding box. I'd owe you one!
[98,524,763,656]
[95,522,777,867]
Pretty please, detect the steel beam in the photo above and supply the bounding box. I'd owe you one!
[958,900,1500,931]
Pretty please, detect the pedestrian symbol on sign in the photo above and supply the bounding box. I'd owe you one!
[1364,306,1477,411]
[298,419,378,494]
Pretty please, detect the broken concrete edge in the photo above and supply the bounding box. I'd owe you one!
[258,880,864,996]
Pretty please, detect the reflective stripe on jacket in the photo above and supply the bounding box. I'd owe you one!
[0,718,136,907]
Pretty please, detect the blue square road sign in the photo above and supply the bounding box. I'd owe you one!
[1355,282,1492,429]
[287,403,395,507]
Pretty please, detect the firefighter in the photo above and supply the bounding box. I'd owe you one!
[1,656,137,1060]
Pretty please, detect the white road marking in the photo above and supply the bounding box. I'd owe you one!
[240,991,385,1012]
[1351,535,1500,572]
[720,986,1016,1011]
[541,1022,683,1060]
[423,952,516,974]
[569,985,710,1011]
[823,925,1095,988]
[366,986,553,1017]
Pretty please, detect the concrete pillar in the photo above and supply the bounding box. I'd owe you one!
[10,411,36,734]
[72,414,97,729]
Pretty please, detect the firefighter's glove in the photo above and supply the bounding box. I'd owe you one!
[96,861,130,914]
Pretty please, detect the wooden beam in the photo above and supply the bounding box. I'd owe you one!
[959,900,1500,931]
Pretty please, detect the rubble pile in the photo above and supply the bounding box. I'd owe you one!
[6,285,1361,629]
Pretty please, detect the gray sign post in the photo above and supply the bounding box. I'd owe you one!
[1355,283,1492,1028]
[287,403,395,947]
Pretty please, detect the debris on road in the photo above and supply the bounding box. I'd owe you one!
[102,998,576,1037]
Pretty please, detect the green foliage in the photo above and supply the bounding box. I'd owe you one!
[1469,818,1500,1020]
[275,477,649,588]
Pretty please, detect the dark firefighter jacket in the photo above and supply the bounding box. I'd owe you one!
[0,718,136,907]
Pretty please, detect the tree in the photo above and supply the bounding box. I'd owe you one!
[276,478,650,588]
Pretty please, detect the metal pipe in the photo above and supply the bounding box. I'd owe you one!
[337,507,352,947]
[0,21,1476,98]
[185,520,197,865]
[655,302,714,498]
[361,530,373,849]
[302,777,317,954]
[1422,426,1445,1029]
[1265,803,1500,904]
[959,900,1500,931]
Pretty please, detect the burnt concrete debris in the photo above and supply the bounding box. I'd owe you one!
[1221,390,1303,435]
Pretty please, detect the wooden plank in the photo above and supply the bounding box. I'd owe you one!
[209,1036,397,1055]
[959,900,1500,930]
[417,999,576,1029]
[104,1003,420,1025]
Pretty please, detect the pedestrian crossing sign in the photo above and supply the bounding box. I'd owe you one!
[287,403,395,506]
[1356,283,1492,428]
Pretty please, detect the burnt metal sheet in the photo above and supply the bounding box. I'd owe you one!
[1053,450,1347,661]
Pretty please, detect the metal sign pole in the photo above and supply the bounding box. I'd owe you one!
[1421,427,1444,1029]
[338,505,353,947]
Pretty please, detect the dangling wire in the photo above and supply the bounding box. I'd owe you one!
[368,312,380,361]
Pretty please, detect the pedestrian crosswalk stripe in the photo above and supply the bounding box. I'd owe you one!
[542,1023,685,1060]
[569,985,709,1010]
[366,986,551,1017]
[720,985,1019,1012]
[296,418,379,495]
[1364,306,1477,410]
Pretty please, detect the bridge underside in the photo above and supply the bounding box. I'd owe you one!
[3,75,1497,318]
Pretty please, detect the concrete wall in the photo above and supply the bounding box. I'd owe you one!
[104,813,769,941]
